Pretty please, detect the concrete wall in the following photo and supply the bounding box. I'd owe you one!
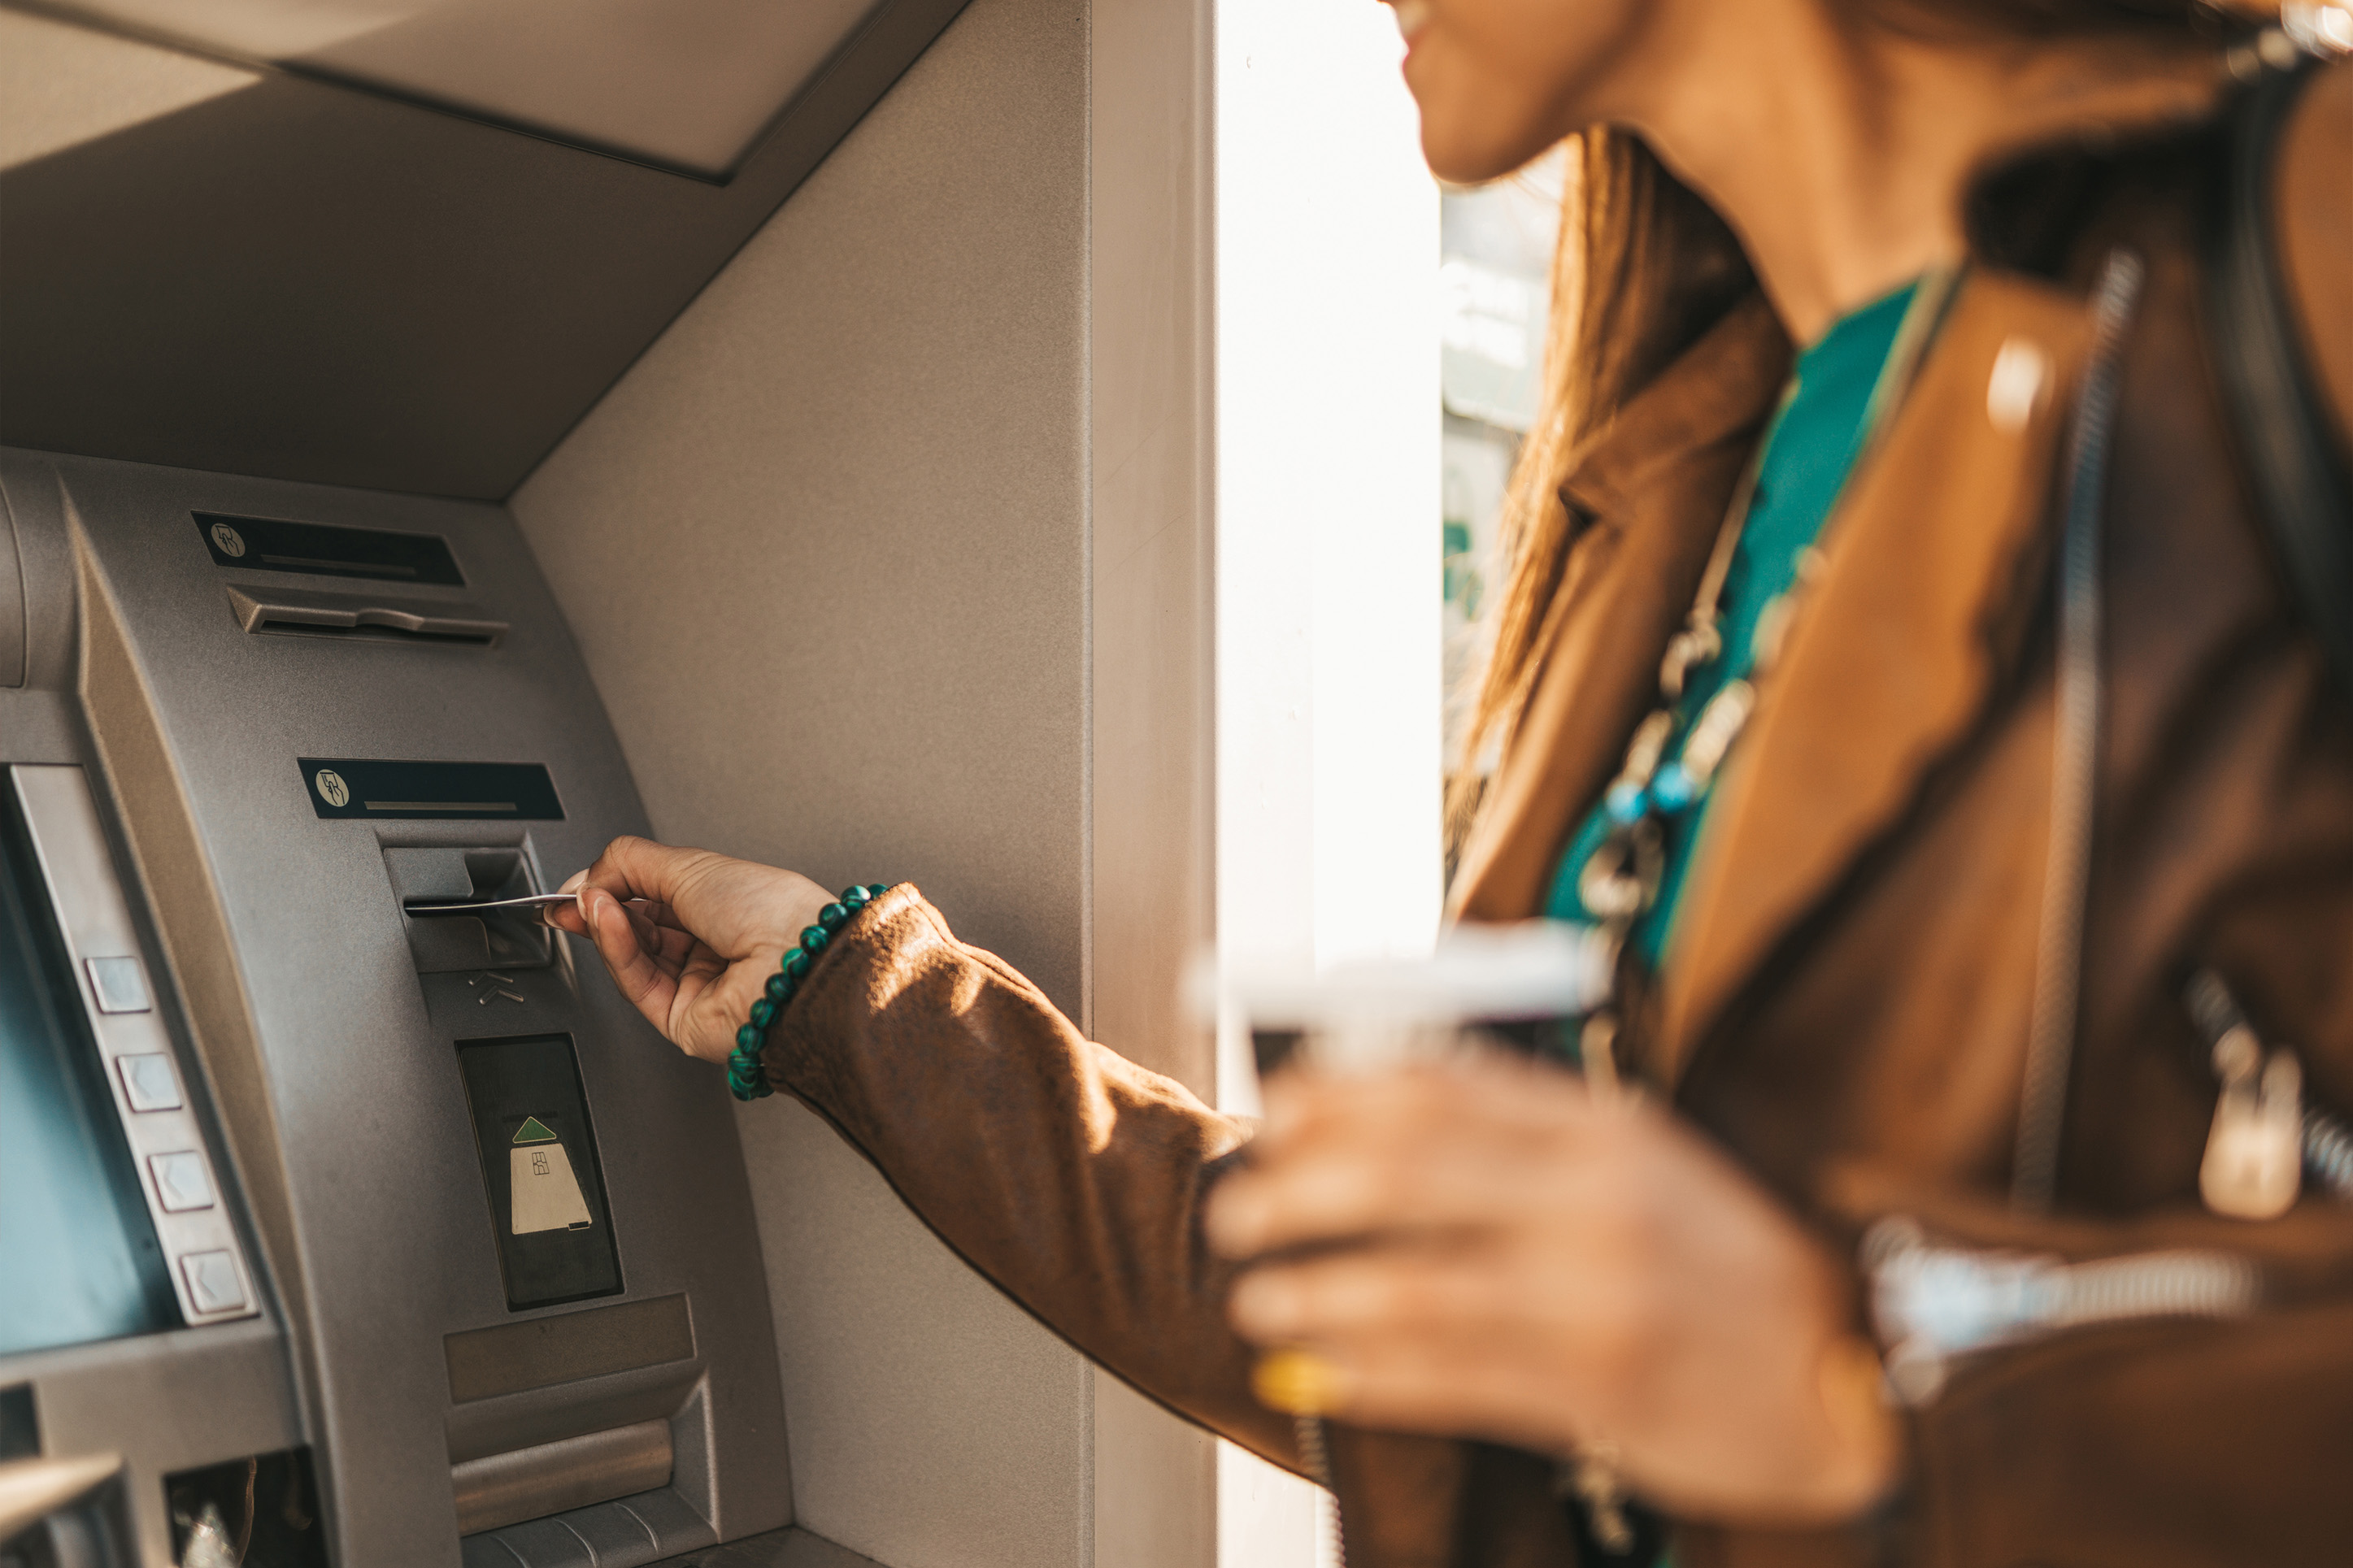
[1085,0,1220,1551]
[511,0,1218,1559]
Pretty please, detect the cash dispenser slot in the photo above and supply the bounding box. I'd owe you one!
[442,1299,708,1557]
[226,584,507,647]
[451,1421,672,1538]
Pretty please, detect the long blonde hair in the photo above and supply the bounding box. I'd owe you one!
[1446,130,1752,847]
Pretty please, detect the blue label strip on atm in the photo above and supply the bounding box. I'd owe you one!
[296,759,564,820]
[196,512,465,586]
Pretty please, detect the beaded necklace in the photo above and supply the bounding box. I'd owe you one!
[1555,270,1959,1557]
[1568,267,1959,1090]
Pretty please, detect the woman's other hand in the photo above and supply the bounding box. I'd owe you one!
[546,836,836,1064]
[1203,1054,1898,1525]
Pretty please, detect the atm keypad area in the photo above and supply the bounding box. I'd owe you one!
[1,452,794,1566]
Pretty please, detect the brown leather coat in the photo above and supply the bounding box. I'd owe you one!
[765,58,2353,1567]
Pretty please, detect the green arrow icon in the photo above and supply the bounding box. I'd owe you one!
[512,1116,559,1145]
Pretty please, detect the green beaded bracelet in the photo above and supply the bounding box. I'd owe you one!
[729,883,889,1101]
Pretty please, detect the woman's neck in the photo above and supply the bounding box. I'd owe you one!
[1605,6,2223,343]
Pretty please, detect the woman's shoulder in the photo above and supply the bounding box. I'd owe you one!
[2275,53,2351,450]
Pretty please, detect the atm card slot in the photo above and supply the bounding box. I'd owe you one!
[385,849,555,971]
[227,584,506,646]
[405,892,577,919]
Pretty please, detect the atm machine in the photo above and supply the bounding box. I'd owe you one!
[0,457,820,1567]
[0,1,1063,1563]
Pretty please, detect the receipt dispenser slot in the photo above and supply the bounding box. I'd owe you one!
[457,1035,620,1311]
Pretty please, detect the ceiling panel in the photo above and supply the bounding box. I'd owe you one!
[0,0,973,497]
[28,0,888,179]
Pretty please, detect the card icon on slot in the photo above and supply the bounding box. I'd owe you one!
[510,1117,593,1236]
[457,1034,620,1308]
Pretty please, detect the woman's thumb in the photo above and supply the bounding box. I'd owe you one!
[585,887,676,1031]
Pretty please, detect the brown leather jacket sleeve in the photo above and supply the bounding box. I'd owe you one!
[1796,1188,2353,1568]
[761,884,1304,1475]
[2277,50,2351,451]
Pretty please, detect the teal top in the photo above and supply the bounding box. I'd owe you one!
[1542,279,1923,964]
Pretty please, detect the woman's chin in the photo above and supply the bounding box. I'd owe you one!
[1419,117,1559,186]
[1407,60,1564,184]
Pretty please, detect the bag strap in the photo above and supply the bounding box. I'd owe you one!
[2203,43,2353,706]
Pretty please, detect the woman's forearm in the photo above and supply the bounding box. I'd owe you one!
[770,885,1305,1474]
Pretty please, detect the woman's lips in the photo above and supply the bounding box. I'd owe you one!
[1390,0,1432,48]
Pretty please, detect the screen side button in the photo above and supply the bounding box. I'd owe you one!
[85,955,152,1013]
[150,1152,216,1212]
[117,1053,185,1111]
[180,1251,249,1314]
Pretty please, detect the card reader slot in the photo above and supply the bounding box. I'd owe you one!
[226,584,505,646]
[385,848,553,971]
[404,892,572,919]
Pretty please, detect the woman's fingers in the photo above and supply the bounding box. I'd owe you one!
[1211,1134,1544,1257]
[624,901,694,970]
[562,836,837,960]
[572,834,698,906]
[580,890,741,1062]
[1231,1228,1648,1356]
[555,837,847,1062]
[581,887,680,1031]
[546,885,687,953]
[636,898,690,934]
[1257,1055,1608,1148]
[546,871,592,936]
[1211,1054,1899,1521]
[1231,1239,1513,1343]
[1229,1235,1635,1454]
[1249,1311,1592,1453]
[1208,1061,1625,1258]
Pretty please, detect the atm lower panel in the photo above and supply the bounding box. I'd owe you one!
[662,1526,886,1568]
[481,1523,883,1568]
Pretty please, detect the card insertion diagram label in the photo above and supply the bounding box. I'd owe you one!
[510,1116,593,1236]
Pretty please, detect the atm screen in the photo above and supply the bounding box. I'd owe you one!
[0,792,178,1356]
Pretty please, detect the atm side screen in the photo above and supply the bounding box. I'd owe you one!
[0,791,178,1356]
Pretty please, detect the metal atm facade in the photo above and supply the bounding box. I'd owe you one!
[0,456,798,1564]
[0,0,1223,1560]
